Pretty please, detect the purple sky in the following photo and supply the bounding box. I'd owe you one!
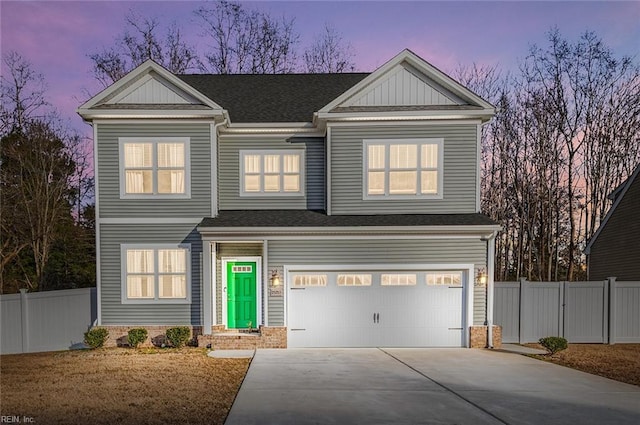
[1,1,639,135]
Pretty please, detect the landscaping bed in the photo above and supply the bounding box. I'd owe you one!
[0,348,250,425]
[526,343,640,386]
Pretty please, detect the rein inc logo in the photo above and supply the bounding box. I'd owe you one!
[1,417,35,423]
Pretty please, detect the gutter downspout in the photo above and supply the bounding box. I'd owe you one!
[486,231,497,348]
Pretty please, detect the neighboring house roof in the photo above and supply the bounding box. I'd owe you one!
[199,210,498,230]
[177,73,369,123]
[585,164,640,254]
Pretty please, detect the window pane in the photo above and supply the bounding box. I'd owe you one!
[337,274,372,286]
[158,170,185,194]
[244,175,260,192]
[158,143,184,167]
[283,154,300,173]
[127,275,154,298]
[421,144,438,168]
[159,275,186,298]
[127,249,153,273]
[381,274,417,286]
[264,155,280,173]
[264,174,280,192]
[390,144,417,168]
[389,171,417,194]
[244,155,261,173]
[125,170,153,194]
[368,145,385,169]
[368,172,385,195]
[293,275,327,287]
[124,143,152,168]
[426,272,462,286]
[421,171,438,194]
[284,175,299,192]
[158,249,186,273]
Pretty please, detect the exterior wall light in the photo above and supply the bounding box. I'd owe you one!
[270,270,281,287]
[476,269,487,287]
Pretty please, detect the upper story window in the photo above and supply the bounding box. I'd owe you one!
[363,138,443,200]
[240,150,304,196]
[119,137,190,198]
[121,244,191,304]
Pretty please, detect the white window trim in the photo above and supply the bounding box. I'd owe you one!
[119,137,191,199]
[362,138,444,200]
[120,243,192,304]
[239,149,305,197]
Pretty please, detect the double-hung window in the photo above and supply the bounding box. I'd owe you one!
[119,137,190,198]
[240,150,304,196]
[363,138,443,199]
[121,245,190,303]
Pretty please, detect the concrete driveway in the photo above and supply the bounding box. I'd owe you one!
[225,348,640,425]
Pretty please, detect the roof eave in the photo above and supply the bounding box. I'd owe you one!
[317,109,495,123]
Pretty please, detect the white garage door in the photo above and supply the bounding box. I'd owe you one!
[288,269,465,347]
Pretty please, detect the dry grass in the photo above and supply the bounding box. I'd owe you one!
[527,343,640,386]
[0,348,250,425]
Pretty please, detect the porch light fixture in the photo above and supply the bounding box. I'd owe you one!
[270,270,281,287]
[476,269,487,287]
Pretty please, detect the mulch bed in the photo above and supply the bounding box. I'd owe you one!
[0,348,250,425]
[526,343,640,386]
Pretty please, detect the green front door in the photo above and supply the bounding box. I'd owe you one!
[227,261,257,329]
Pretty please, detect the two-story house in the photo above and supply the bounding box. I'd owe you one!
[78,49,501,349]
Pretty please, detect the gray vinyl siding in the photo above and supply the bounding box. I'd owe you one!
[218,135,323,210]
[215,243,263,325]
[589,175,640,281]
[99,223,202,326]
[266,238,486,326]
[96,122,212,218]
[329,124,478,214]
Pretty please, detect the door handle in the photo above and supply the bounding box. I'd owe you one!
[373,313,376,323]
[376,313,380,323]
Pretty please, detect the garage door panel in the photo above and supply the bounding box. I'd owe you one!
[288,269,466,348]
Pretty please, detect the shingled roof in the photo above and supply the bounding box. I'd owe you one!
[199,210,498,229]
[177,73,369,123]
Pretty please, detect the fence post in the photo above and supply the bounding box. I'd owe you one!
[608,277,617,345]
[19,288,29,353]
[518,278,527,344]
[603,279,609,344]
[559,281,565,338]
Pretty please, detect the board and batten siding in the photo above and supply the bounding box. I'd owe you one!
[329,124,478,214]
[96,122,212,218]
[218,135,324,210]
[99,223,202,326]
[266,238,486,326]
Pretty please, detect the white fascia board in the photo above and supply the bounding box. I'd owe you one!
[222,123,322,136]
[77,109,223,120]
[197,224,503,237]
[317,109,495,123]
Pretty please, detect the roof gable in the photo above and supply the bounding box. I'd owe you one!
[585,164,640,254]
[319,49,494,119]
[77,60,223,119]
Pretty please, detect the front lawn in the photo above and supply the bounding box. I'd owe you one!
[527,343,640,386]
[0,348,250,425]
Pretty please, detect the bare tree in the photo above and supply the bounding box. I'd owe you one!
[303,23,355,73]
[0,51,50,135]
[195,0,299,74]
[89,10,199,87]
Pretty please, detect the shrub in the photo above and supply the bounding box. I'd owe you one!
[165,326,191,348]
[127,328,148,348]
[539,336,568,355]
[84,327,109,349]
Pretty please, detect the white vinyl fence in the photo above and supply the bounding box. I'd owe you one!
[0,287,97,354]
[494,278,640,344]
